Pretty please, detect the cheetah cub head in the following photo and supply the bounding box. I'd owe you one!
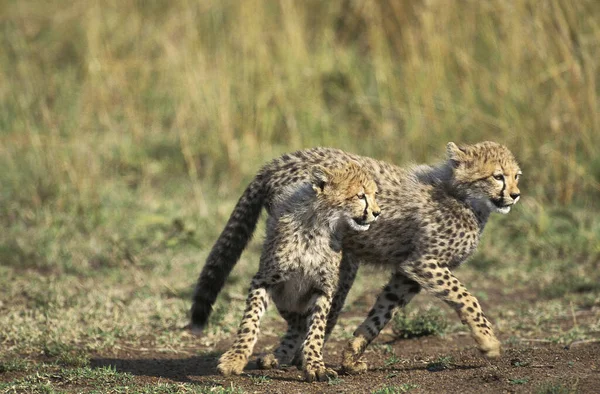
[447,141,521,214]
[311,162,381,231]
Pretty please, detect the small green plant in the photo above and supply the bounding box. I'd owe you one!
[547,327,588,345]
[384,354,403,367]
[372,383,419,394]
[87,382,245,394]
[542,276,600,299]
[426,356,454,372]
[511,359,530,367]
[327,376,345,386]
[0,378,55,394]
[0,358,31,373]
[536,382,576,394]
[209,385,246,394]
[56,351,90,368]
[373,343,394,354]
[0,366,134,393]
[42,341,74,358]
[510,378,530,385]
[63,365,135,386]
[392,308,448,339]
[249,374,271,385]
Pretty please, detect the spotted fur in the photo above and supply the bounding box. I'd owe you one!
[210,162,380,381]
[191,141,521,377]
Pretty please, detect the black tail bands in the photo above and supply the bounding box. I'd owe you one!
[190,174,266,330]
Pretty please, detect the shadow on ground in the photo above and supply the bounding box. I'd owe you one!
[90,354,221,384]
[89,354,292,384]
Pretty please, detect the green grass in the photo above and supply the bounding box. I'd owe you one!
[384,355,404,367]
[1,1,600,212]
[328,376,345,386]
[0,365,245,394]
[511,360,530,368]
[0,366,134,393]
[372,383,419,394]
[248,375,271,385]
[0,358,32,374]
[391,307,448,339]
[536,382,578,394]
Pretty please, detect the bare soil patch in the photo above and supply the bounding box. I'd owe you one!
[86,331,600,393]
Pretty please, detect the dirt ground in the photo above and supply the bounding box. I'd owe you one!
[3,267,599,393]
[88,324,600,394]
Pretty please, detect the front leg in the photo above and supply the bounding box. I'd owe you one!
[403,258,501,358]
[342,272,420,374]
[303,293,338,382]
[257,310,307,370]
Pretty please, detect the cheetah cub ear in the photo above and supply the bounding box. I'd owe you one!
[446,142,468,168]
[310,165,333,194]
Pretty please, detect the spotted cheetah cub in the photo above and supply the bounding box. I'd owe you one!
[216,162,380,382]
[192,141,522,377]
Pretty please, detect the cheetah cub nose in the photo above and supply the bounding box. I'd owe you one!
[373,210,381,218]
[510,193,520,199]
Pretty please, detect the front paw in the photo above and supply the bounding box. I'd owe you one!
[478,337,501,359]
[257,353,279,370]
[341,354,368,375]
[217,352,247,376]
[304,362,337,382]
[341,335,369,374]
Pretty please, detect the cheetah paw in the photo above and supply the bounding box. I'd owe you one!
[217,353,247,376]
[481,344,501,359]
[478,338,501,359]
[341,358,368,375]
[257,353,279,370]
[341,349,368,375]
[304,363,337,382]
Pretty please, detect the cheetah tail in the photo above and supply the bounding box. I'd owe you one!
[189,174,266,331]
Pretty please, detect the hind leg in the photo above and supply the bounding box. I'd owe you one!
[257,310,308,370]
[217,277,269,376]
[261,254,359,371]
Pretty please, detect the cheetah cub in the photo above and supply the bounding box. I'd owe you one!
[216,162,380,382]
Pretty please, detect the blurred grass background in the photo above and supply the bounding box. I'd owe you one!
[1,0,599,356]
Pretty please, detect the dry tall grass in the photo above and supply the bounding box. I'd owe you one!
[1,0,599,217]
[1,4,599,380]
